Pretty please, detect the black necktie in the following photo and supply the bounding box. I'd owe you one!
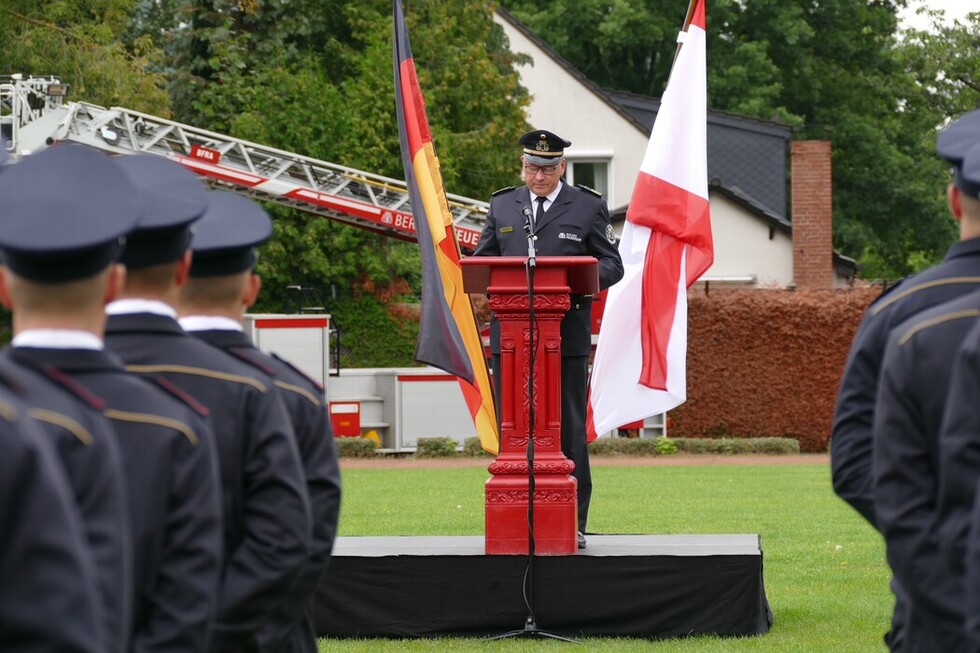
[534,196,546,229]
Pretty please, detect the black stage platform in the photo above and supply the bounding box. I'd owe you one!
[314,534,772,639]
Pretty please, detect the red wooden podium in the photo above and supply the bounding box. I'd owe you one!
[462,256,598,555]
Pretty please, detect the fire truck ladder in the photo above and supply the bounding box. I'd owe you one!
[0,75,488,252]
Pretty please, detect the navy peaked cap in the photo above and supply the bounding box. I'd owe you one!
[189,190,273,277]
[937,109,980,195]
[519,129,571,165]
[937,109,980,166]
[115,155,208,268]
[959,142,980,199]
[0,144,141,282]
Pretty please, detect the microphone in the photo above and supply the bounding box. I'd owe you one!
[522,205,537,267]
[522,205,534,235]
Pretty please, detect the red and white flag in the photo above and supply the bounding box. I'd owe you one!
[586,0,713,440]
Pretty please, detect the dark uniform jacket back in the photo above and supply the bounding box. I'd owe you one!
[2,346,223,653]
[105,312,311,653]
[832,237,980,527]
[0,387,106,653]
[0,349,132,653]
[188,328,341,653]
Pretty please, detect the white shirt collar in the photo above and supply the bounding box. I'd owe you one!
[529,180,563,211]
[106,298,177,319]
[12,329,104,350]
[178,315,243,333]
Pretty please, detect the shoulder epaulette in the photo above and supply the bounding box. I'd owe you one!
[227,347,278,378]
[491,185,518,197]
[575,184,603,198]
[149,375,210,418]
[271,353,324,393]
[41,365,108,411]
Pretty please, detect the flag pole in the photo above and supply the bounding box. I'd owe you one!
[672,0,698,64]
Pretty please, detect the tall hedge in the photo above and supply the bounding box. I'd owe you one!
[667,286,882,452]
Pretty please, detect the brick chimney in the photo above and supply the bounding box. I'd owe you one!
[791,140,833,290]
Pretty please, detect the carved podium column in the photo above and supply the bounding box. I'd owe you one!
[462,256,598,555]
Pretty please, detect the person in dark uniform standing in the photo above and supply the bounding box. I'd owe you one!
[106,155,311,653]
[932,140,980,651]
[177,190,342,653]
[831,109,980,650]
[0,386,105,653]
[0,149,224,652]
[871,121,980,653]
[0,144,134,653]
[473,130,624,549]
[0,138,104,652]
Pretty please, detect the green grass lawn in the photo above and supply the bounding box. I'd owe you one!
[318,462,891,652]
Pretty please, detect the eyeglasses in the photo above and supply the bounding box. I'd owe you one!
[523,164,560,176]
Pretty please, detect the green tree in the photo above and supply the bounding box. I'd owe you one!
[0,0,169,113]
[897,10,980,119]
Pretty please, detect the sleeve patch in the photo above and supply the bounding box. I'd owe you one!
[606,224,616,244]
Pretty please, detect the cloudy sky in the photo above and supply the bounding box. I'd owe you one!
[898,0,974,31]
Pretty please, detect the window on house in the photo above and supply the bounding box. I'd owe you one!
[568,160,609,198]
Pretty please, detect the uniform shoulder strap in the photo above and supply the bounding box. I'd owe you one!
[226,346,278,377]
[575,183,603,198]
[40,365,108,411]
[148,376,210,418]
[491,185,518,197]
[271,353,324,393]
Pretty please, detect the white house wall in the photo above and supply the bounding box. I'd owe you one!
[494,14,645,209]
[706,195,793,287]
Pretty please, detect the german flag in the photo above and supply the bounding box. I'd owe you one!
[393,0,499,453]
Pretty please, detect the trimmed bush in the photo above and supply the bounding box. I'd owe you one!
[675,287,880,452]
[415,437,458,458]
[338,435,798,459]
[587,437,673,457]
[746,437,802,454]
[654,437,679,455]
[463,437,493,457]
[336,436,380,458]
[586,436,798,456]
[672,437,799,455]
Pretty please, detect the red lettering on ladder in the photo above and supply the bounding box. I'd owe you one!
[190,145,221,163]
[457,228,481,249]
[394,213,415,231]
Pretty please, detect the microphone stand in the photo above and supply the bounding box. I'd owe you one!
[488,208,577,643]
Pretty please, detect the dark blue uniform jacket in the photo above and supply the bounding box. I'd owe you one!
[874,290,980,652]
[105,312,311,653]
[188,328,341,653]
[0,388,105,653]
[0,348,132,653]
[832,237,980,527]
[3,346,223,653]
